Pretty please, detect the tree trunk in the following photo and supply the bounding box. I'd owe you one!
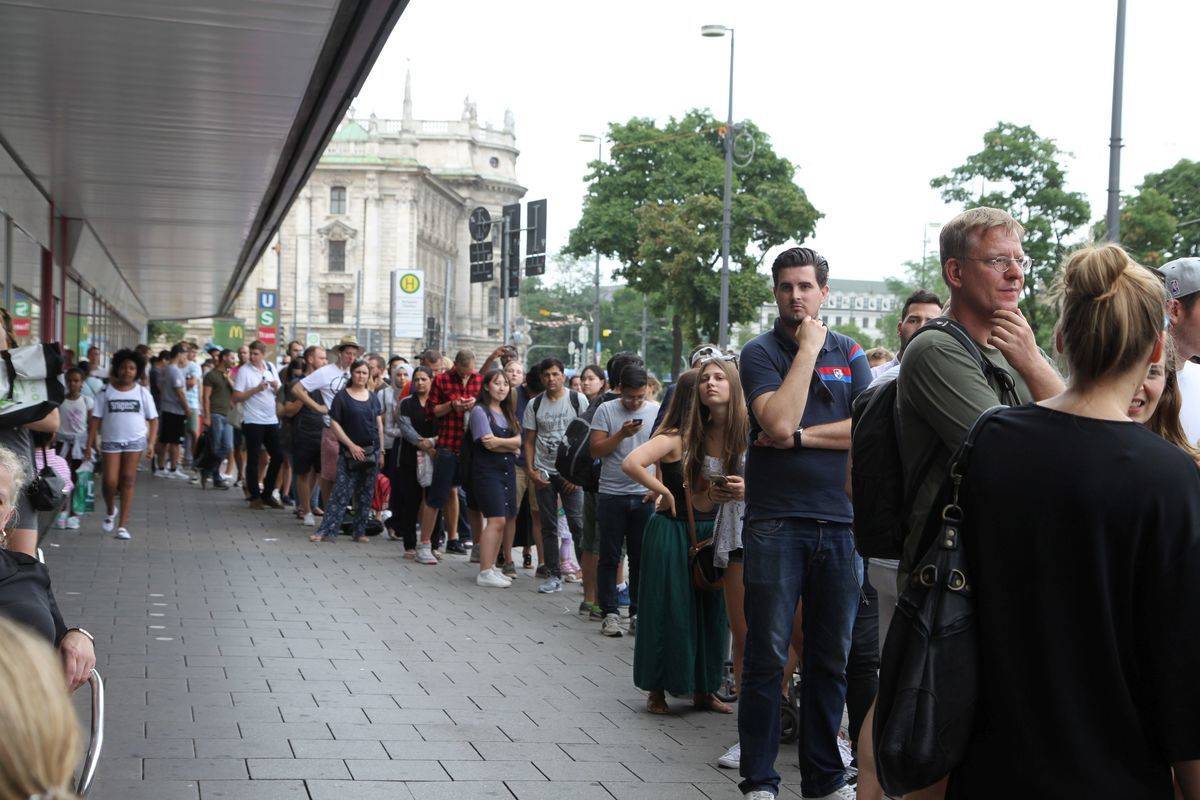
[671,312,683,379]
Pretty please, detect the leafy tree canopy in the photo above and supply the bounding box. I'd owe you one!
[931,122,1091,346]
[566,109,821,368]
[1112,159,1200,267]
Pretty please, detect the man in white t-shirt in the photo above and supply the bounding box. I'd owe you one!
[1162,257,1200,448]
[292,334,360,509]
[232,340,283,510]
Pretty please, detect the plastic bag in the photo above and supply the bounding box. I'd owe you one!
[416,450,433,488]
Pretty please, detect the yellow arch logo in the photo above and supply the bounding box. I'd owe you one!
[399,273,420,294]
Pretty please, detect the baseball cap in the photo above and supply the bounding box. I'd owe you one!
[1160,257,1200,299]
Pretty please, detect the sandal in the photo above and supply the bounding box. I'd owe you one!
[646,691,670,715]
[309,534,324,543]
[523,551,532,569]
[693,693,734,714]
[353,536,370,543]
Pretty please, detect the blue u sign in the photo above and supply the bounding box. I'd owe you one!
[258,290,277,309]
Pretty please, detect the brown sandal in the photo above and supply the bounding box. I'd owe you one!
[309,534,324,543]
[646,691,669,715]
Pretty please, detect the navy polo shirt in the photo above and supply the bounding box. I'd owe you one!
[740,318,871,523]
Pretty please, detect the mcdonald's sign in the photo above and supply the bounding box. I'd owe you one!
[212,319,246,350]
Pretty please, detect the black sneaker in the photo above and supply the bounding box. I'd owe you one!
[535,564,549,579]
[212,478,230,490]
[445,540,468,555]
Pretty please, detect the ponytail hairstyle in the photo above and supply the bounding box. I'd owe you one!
[1145,336,1200,461]
[683,359,748,490]
[1052,244,1166,385]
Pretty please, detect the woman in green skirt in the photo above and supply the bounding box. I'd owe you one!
[622,356,748,715]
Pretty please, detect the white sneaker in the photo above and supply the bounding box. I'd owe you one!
[476,569,510,588]
[101,516,115,533]
[169,469,191,481]
[489,568,513,586]
[302,513,317,527]
[601,613,623,637]
[54,512,69,529]
[380,509,392,522]
[66,516,81,531]
[415,545,438,565]
[537,577,562,594]
[717,742,741,769]
[115,527,132,540]
[805,785,855,800]
[154,469,171,478]
[744,792,775,800]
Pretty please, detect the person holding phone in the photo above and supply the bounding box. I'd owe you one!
[587,365,660,637]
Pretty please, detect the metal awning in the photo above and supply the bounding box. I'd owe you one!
[0,0,408,324]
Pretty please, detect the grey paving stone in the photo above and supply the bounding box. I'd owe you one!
[441,760,545,781]
[279,705,371,724]
[194,739,294,758]
[533,760,640,781]
[380,740,480,761]
[290,739,389,760]
[238,722,333,740]
[406,781,512,800]
[305,780,416,800]
[144,758,250,780]
[603,784,711,800]
[246,758,352,779]
[623,761,731,783]
[471,741,572,761]
[343,759,449,781]
[198,780,309,799]
[413,723,509,742]
[505,781,614,800]
[87,780,199,800]
[327,722,420,741]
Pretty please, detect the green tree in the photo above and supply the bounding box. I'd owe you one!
[519,256,595,364]
[148,320,185,345]
[599,286,673,378]
[1112,160,1200,266]
[931,122,1091,346]
[566,109,821,370]
[878,255,945,350]
[830,322,876,349]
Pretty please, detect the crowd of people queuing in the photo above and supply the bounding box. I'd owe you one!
[1,205,1200,800]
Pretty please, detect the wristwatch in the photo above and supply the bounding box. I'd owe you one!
[66,627,95,643]
[793,428,805,449]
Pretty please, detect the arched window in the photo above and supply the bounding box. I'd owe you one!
[330,186,347,215]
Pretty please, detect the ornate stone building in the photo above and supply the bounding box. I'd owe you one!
[229,73,526,356]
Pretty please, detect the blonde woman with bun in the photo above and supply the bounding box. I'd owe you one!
[927,244,1200,799]
[0,616,80,800]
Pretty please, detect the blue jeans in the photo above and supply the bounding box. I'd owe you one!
[596,492,652,617]
[205,413,233,480]
[738,517,862,798]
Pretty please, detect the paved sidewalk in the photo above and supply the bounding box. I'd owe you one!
[46,472,807,800]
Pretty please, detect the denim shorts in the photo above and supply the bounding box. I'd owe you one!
[101,437,148,454]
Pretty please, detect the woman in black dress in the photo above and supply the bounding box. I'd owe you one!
[398,367,439,564]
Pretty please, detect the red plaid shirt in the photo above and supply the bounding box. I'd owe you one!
[429,369,483,452]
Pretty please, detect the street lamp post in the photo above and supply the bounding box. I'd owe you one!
[702,24,734,350]
[1105,0,1127,243]
[579,134,604,364]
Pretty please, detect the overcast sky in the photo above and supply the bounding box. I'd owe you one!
[353,0,1198,287]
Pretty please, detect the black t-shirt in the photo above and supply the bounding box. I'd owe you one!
[947,405,1200,799]
[329,389,381,449]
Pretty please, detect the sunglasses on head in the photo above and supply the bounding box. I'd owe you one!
[691,346,738,367]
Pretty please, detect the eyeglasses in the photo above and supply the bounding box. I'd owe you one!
[962,255,1033,273]
[691,346,738,367]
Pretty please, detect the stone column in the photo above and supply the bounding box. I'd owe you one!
[363,172,381,343]
[296,188,312,341]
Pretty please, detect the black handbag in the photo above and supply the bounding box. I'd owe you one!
[26,441,66,513]
[872,406,1002,796]
[342,444,377,472]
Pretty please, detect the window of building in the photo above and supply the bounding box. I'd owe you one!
[869,297,878,310]
[328,293,345,324]
[488,286,499,319]
[835,316,843,326]
[854,296,864,309]
[328,240,345,272]
[489,156,500,168]
[330,186,346,215]
[862,317,869,328]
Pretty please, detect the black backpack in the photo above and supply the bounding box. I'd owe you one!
[532,390,597,490]
[849,318,1019,560]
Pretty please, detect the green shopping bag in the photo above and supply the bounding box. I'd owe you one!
[72,467,95,515]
